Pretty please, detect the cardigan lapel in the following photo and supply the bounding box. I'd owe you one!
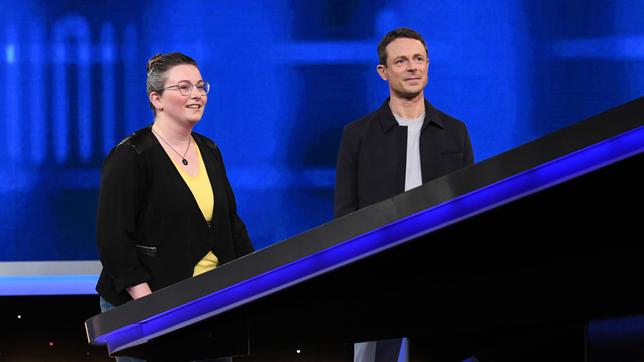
[192,134,228,226]
[148,128,214,231]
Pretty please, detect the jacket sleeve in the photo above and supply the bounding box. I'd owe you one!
[217,148,255,257]
[96,145,150,293]
[334,125,360,218]
[462,124,475,166]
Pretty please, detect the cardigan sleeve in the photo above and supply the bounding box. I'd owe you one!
[96,144,151,293]
[334,124,360,218]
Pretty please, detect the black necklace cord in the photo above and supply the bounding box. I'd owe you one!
[151,126,191,166]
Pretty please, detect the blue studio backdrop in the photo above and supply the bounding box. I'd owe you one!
[0,0,642,263]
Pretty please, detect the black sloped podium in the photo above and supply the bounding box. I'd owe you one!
[86,97,644,361]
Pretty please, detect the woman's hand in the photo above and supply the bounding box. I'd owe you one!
[127,282,153,299]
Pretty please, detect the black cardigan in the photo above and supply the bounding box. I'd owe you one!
[334,99,474,218]
[96,126,254,306]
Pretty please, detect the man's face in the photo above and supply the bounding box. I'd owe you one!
[377,38,429,99]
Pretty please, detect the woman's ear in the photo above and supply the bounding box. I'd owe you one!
[150,92,163,111]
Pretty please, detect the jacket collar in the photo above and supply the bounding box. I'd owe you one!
[377,97,445,133]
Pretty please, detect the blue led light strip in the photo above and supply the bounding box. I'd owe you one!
[0,275,98,296]
[98,126,644,354]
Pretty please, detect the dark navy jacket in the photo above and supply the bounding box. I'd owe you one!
[334,99,474,218]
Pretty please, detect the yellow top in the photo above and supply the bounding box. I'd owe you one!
[171,139,219,276]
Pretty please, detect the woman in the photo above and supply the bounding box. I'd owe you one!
[95,53,254,360]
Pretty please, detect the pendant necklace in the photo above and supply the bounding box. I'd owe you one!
[151,127,191,165]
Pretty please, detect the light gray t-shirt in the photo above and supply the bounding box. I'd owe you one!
[394,113,425,192]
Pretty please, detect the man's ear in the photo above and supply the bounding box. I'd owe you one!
[376,64,388,81]
[149,92,163,111]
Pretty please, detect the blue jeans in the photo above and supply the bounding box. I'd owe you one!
[354,338,408,362]
[99,297,147,362]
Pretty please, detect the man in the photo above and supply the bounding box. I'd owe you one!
[334,27,473,219]
[334,27,475,362]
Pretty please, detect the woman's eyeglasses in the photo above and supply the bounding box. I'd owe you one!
[160,80,210,96]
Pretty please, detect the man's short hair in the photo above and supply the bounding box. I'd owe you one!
[377,27,428,65]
